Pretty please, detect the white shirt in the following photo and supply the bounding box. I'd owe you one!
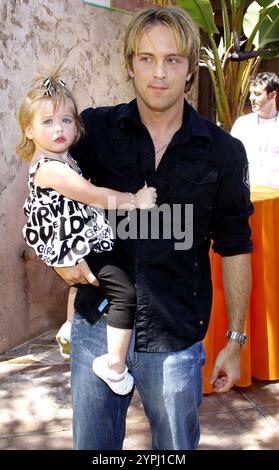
[231,111,279,188]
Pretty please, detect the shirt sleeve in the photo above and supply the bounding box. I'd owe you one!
[210,137,254,256]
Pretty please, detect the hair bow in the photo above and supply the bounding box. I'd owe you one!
[42,78,66,96]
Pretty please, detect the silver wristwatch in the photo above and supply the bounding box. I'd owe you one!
[226,330,247,346]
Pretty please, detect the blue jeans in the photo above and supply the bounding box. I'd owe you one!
[71,312,206,450]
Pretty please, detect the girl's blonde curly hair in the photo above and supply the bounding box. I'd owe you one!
[16,64,84,161]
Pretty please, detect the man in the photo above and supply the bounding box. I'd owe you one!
[231,72,279,188]
[55,7,253,450]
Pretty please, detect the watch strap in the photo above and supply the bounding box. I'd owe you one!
[226,330,247,346]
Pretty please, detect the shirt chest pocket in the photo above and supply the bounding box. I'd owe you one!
[171,159,219,205]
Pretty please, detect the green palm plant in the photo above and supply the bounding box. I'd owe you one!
[177,0,279,130]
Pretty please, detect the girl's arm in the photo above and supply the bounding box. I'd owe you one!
[33,160,156,210]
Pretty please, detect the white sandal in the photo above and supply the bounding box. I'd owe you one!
[92,354,134,395]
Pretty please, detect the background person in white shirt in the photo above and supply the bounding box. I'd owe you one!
[231,72,279,188]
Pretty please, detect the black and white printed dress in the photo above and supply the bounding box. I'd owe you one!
[23,157,114,267]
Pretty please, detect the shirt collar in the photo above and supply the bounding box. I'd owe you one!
[117,99,213,143]
[117,99,144,130]
[182,101,212,142]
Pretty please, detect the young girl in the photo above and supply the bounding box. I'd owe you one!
[17,67,157,395]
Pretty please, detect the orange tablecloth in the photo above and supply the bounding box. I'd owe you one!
[203,185,279,394]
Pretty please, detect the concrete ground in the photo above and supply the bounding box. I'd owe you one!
[0,330,279,450]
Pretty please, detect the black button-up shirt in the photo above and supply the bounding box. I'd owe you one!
[71,100,253,352]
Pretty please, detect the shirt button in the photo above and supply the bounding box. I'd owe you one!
[193,291,197,296]
[199,320,204,325]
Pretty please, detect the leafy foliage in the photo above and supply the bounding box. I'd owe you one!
[177,0,279,129]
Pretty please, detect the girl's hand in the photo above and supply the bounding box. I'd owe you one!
[54,260,99,286]
[135,182,157,209]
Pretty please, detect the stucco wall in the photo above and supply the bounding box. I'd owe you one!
[0,0,198,352]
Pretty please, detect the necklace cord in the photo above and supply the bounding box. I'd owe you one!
[155,142,169,155]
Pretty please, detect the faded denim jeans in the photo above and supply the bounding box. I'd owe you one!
[71,312,206,450]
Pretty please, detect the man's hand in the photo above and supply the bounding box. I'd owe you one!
[54,260,99,286]
[209,341,241,393]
